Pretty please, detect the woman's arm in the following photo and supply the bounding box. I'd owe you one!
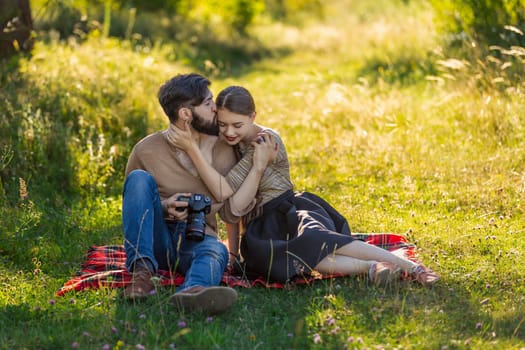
[227,134,277,214]
[168,123,234,201]
[225,222,240,265]
[170,123,276,207]
[187,140,235,201]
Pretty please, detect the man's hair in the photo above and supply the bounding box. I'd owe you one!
[216,86,255,116]
[158,73,211,123]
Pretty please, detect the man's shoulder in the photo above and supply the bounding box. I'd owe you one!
[133,131,165,150]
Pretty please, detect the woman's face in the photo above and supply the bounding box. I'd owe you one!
[217,108,255,146]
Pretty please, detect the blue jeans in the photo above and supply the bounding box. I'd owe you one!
[122,169,228,291]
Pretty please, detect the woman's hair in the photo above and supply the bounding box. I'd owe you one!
[216,86,255,116]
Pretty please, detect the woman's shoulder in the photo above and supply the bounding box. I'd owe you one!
[259,126,280,136]
[257,126,289,163]
[259,126,284,144]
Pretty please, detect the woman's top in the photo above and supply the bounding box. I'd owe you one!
[225,127,294,221]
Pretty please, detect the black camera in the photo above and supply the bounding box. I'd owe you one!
[175,193,212,241]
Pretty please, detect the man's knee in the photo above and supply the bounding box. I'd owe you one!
[126,169,153,183]
[124,170,155,192]
[198,238,228,266]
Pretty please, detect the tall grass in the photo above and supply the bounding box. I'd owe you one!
[1,0,524,348]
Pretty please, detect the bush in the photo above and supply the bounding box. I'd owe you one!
[429,0,525,90]
[0,39,154,203]
[265,0,324,21]
[430,0,525,46]
[32,0,324,41]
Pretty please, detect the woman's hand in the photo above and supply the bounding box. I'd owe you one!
[162,193,191,222]
[252,132,278,172]
[170,120,198,152]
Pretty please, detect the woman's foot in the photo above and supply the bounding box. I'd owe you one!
[369,262,401,286]
[410,265,440,286]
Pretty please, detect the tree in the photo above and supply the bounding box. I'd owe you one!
[0,0,34,58]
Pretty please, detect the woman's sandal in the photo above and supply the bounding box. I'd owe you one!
[369,262,401,287]
[410,265,440,286]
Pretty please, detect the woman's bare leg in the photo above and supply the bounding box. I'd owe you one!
[315,254,402,286]
[324,241,441,286]
[336,240,418,271]
[315,254,373,276]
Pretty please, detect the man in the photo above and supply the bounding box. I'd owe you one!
[122,73,250,314]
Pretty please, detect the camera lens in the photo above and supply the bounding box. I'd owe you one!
[182,194,211,242]
[185,211,206,241]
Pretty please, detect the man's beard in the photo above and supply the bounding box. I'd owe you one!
[191,110,219,136]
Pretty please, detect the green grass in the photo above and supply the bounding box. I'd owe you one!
[1,0,525,348]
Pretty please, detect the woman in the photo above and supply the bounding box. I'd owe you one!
[169,86,440,286]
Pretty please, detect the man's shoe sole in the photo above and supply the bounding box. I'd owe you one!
[170,286,238,314]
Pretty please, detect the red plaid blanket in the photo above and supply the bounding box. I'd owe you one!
[56,233,418,296]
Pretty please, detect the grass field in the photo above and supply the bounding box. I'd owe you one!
[1,0,524,349]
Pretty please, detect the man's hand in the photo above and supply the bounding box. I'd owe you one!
[252,132,278,172]
[162,193,191,221]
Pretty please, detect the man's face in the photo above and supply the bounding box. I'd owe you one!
[190,91,219,136]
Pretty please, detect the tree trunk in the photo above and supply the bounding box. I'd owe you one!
[0,0,34,57]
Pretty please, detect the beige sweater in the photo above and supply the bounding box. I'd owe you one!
[125,130,238,236]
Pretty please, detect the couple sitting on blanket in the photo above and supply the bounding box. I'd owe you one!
[123,73,440,314]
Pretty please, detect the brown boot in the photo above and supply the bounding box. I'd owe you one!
[124,266,155,300]
[170,286,237,315]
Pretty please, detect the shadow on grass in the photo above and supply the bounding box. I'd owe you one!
[432,279,525,340]
[166,34,293,79]
[1,296,126,349]
[338,277,525,346]
[113,285,314,349]
[3,273,523,348]
[356,53,438,87]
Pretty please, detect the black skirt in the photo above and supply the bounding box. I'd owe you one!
[240,190,357,283]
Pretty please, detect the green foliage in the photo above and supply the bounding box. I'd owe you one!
[430,0,525,46]
[119,0,178,13]
[33,0,84,38]
[227,0,264,35]
[32,0,324,41]
[265,0,324,21]
[358,50,439,86]
[0,95,73,202]
[428,1,525,91]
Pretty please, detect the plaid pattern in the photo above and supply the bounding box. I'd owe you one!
[56,233,418,296]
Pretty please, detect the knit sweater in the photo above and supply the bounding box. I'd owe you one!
[225,128,294,220]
